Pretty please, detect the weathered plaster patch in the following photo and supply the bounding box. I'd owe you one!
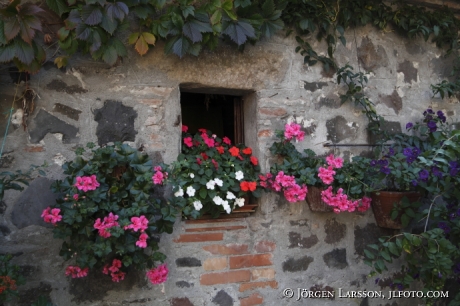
[380,90,403,114]
[397,60,418,83]
[326,116,358,143]
[357,37,389,71]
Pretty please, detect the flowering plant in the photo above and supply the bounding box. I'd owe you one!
[164,127,262,218]
[0,254,25,304]
[364,109,460,305]
[46,143,177,284]
[262,122,322,202]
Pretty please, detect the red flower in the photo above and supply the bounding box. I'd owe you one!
[212,159,219,169]
[182,125,188,133]
[216,146,225,154]
[237,155,243,160]
[223,137,231,145]
[250,156,258,165]
[198,128,207,133]
[183,137,193,147]
[200,152,208,160]
[242,147,252,155]
[196,158,202,165]
[229,146,239,157]
[240,181,256,191]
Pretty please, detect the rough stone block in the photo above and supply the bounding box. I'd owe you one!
[170,297,194,306]
[11,177,59,229]
[282,256,313,272]
[324,218,346,244]
[212,289,234,306]
[323,248,348,269]
[176,281,193,288]
[397,60,418,83]
[200,270,251,285]
[94,100,137,145]
[354,223,394,256]
[288,232,318,249]
[229,254,273,269]
[326,116,358,143]
[175,257,202,267]
[29,109,79,144]
[53,103,82,121]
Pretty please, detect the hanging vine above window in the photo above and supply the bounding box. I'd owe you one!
[0,0,459,95]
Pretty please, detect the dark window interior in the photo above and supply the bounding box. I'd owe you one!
[180,92,243,144]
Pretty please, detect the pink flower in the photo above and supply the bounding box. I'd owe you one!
[182,125,188,133]
[284,123,305,142]
[126,215,149,232]
[111,271,126,282]
[284,184,308,202]
[326,154,344,169]
[102,265,110,275]
[136,233,149,248]
[204,137,215,148]
[146,264,168,285]
[152,171,164,185]
[41,207,62,225]
[318,166,335,185]
[184,137,193,147]
[103,259,126,282]
[211,159,219,169]
[223,137,231,145]
[358,197,372,212]
[73,194,79,201]
[65,266,88,278]
[93,212,119,238]
[74,175,100,192]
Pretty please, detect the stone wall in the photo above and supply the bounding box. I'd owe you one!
[0,24,459,306]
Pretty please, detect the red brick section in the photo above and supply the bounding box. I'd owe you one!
[203,257,228,271]
[257,129,273,138]
[229,254,273,269]
[185,218,246,224]
[202,244,249,255]
[254,241,276,253]
[185,225,247,232]
[240,292,264,306]
[200,270,251,285]
[170,297,194,306]
[239,280,279,292]
[259,107,287,116]
[173,233,223,243]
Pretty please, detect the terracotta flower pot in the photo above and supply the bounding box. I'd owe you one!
[306,185,333,212]
[370,191,420,229]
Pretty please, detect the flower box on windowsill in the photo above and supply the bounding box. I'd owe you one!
[185,197,258,220]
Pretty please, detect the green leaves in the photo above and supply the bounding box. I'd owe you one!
[46,0,70,17]
[222,19,255,45]
[129,32,156,56]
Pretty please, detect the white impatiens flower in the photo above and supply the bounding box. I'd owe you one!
[186,186,196,197]
[193,200,203,211]
[235,171,244,181]
[206,180,216,190]
[235,198,245,207]
[213,196,223,205]
[214,178,223,187]
[222,201,231,214]
[190,173,195,178]
[174,187,184,197]
[226,191,236,200]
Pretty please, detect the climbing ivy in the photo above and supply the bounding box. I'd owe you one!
[0,0,459,97]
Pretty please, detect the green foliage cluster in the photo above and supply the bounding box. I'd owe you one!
[49,142,179,277]
[0,254,25,303]
[0,0,459,83]
[0,163,46,201]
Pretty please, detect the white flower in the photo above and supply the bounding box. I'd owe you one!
[226,192,236,200]
[235,171,244,181]
[190,173,195,178]
[174,187,184,197]
[214,178,223,187]
[186,186,196,197]
[213,196,223,205]
[222,201,231,214]
[235,198,245,207]
[206,180,216,190]
[193,200,203,211]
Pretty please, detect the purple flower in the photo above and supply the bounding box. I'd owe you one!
[427,120,437,132]
[396,283,404,291]
[403,148,413,157]
[438,272,443,278]
[380,167,391,175]
[449,161,459,176]
[449,213,456,221]
[375,278,380,285]
[419,169,429,181]
[406,122,413,129]
[377,159,389,166]
[438,221,451,234]
[406,156,415,164]
[437,110,447,123]
[387,147,395,156]
[412,147,421,157]
[411,180,418,186]
[370,160,377,167]
[424,108,434,115]
[431,166,443,178]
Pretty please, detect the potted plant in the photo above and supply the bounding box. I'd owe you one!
[44,142,176,284]
[364,109,460,305]
[163,126,262,219]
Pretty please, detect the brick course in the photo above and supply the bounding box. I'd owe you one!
[229,254,273,269]
[200,270,251,285]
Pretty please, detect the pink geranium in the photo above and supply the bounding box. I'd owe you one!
[126,215,149,232]
[74,175,100,192]
[182,125,188,133]
[326,154,344,169]
[284,122,305,142]
[136,233,149,248]
[146,264,168,285]
[93,212,119,238]
[321,186,371,213]
[222,137,231,145]
[152,166,168,185]
[183,137,193,147]
[41,207,62,225]
[318,166,335,185]
[103,259,126,282]
[65,266,88,278]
